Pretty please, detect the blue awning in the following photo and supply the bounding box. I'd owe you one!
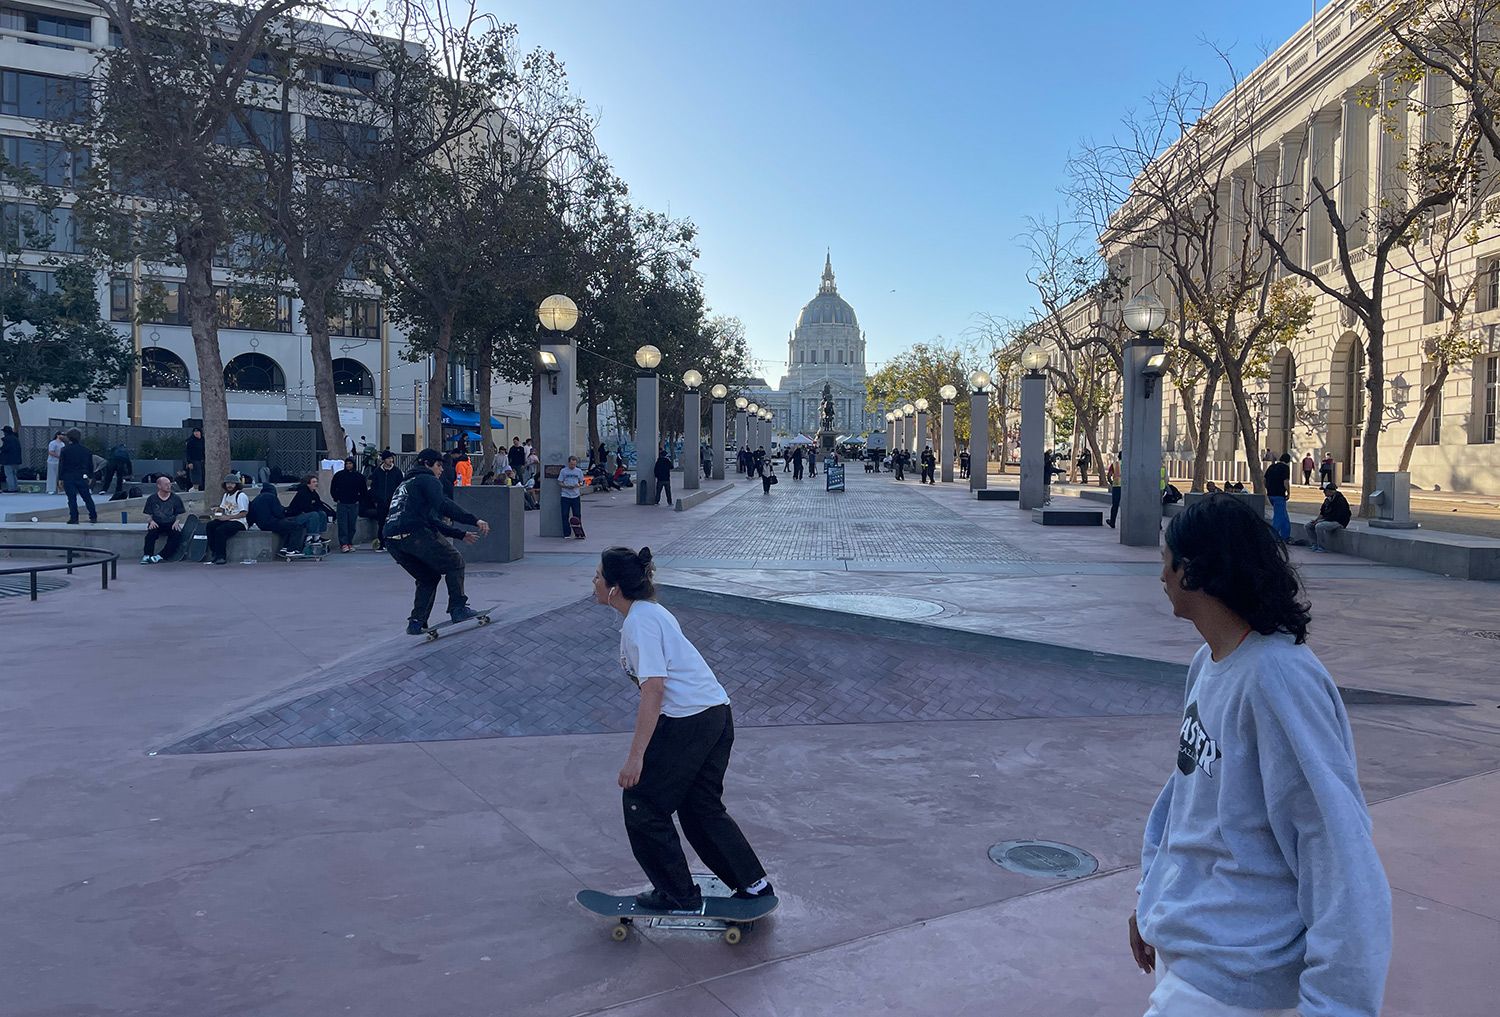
[440,406,503,429]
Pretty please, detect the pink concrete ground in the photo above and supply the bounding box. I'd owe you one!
[1,472,1496,1016]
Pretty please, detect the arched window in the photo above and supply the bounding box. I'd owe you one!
[140,346,189,389]
[331,357,374,396]
[223,352,285,392]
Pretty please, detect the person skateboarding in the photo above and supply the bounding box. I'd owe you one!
[594,545,773,911]
[382,449,490,635]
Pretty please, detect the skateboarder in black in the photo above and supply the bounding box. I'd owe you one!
[383,449,490,635]
[593,545,773,911]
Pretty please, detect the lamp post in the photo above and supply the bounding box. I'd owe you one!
[635,344,662,505]
[883,411,895,470]
[938,385,957,482]
[747,402,760,452]
[969,370,990,492]
[892,408,904,462]
[537,294,578,537]
[682,369,703,490]
[710,383,727,480]
[915,398,930,463]
[734,396,749,465]
[1019,343,1049,510]
[1120,291,1168,546]
[902,402,917,453]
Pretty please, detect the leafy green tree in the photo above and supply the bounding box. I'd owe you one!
[865,341,975,451]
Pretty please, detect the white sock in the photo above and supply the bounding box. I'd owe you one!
[744,878,768,894]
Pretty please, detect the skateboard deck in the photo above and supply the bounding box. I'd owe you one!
[570,516,586,539]
[166,514,200,562]
[420,605,498,641]
[280,549,323,562]
[576,889,778,944]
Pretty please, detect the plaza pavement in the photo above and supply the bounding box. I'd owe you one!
[1,468,1497,1017]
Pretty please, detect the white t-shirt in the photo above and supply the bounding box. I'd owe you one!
[47,439,65,460]
[217,491,249,517]
[619,601,729,718]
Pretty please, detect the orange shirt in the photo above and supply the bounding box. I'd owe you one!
[455,458,473,486]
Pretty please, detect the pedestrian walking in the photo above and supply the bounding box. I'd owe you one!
[892,449,905,481]
[1318,454,1334,489]
[331,456,368,552]
[1078,446,1092,478]
[1106,456,1121,529]
[508,438,526,479]
[792,446,804,480]
[1300,452,1315,486]
[559,455,585,534]
[959,449,970,479]
[382,449,490,634]
[1264,453,1292,542]
[0,425,20,493]
[593,545,773,912]
[1131,494,1390,1017]
[184,427,205,491]
[45,430,64,494]
[58,429,97,523]
[653,448,674,506]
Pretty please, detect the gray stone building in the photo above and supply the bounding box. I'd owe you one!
[745,253,878,438]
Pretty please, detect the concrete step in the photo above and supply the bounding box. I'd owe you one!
[976,489,1018,502]
[1031,507,1103,526]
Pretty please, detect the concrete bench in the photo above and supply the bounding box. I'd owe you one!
[1295,514,1500,580]
[0,521,286,562]
[1031,506,1103,526]
[976,489,1019,502]
[675,482,735,512]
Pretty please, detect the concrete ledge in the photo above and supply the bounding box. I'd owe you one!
[1077,488,1111,504]
[2,490,211,523]
[673,480,735,512]
[1305,517,1500,580]
[0,521,283,561]
[976,489,1019,502]
[1031,507,1103,526]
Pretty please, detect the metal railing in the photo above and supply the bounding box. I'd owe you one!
[0,545,120,602]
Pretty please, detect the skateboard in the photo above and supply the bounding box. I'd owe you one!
[420,604,498,641]
[575,889,778,945]
[166,514,200,562]
[570,516,586,539]
[280,548,323,562]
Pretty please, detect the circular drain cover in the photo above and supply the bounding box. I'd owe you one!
[780,592,945,620]
[988,840,1098,879]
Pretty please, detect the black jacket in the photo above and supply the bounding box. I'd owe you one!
[185,434,204,461]
[508,445,526,471]
[1319,490,1352,527]
[286,485,334,518]
[0,431,20,465]
[58,440,93,481]
[1264,461,1291,498]
[368,464,402,508]
[654,454,672,481]
[330,469,367,506]
[248,484,290,531]
[383,467,478,540]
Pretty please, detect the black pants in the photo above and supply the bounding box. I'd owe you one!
[893,462,904,480]
[922,465,935,483]
[386,529,468,624]
[205,519,244,558]
[654,478,672,505]
[143,526,183,558]
[336,503,359,546]
[1303,468,1313,485]
[64,477,96,522]
[263,518,307,552]
[1108,485,1121,525]
[793,462,803,479]
[623,705,766,900]
[762,472,773,493]
[101,462,129,494]
[188,461,205,491]
[562,495,581,524]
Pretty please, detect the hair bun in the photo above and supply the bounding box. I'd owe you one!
[637,546,653,564]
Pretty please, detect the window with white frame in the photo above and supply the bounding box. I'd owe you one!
[1482,355,1498,443]
[1418,361,1442,445]
[1478,257,1500,313]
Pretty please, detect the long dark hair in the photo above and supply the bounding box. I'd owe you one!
[601,546,656,601]
[1164,494,1311,643]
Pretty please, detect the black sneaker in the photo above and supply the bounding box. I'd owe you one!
[634,886,702,912]
[733,881,774,900]
[449,606,479,624]
[406,619,426,636]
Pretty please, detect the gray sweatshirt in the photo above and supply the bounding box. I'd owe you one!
[1137,632,1391,1017]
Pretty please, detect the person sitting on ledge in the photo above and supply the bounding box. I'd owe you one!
[285,474,335,549]
[248,481,307,559]
[204,475,249,564]
[1302,482,1352,552]
[140,475,187,564]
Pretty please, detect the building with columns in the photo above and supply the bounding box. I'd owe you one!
[1075,0,1500,494]
[743,253,880,438]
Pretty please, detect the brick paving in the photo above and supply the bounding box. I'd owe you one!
[662,471,1034,562]
[161,597,1181,753]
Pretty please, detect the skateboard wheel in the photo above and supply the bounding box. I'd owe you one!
[425,631,438,642]
[723,926,741,945]
[477,615,490,625]
[611,924,629,941]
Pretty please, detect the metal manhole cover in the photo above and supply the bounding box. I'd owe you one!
[0,576,68,598]
[1472,630,1500,640]
[779,592,945,620]
[988,840,1098,879]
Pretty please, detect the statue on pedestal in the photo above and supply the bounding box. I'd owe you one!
[819,382,835,434]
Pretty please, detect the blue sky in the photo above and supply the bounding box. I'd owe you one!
[488,1,1327,383]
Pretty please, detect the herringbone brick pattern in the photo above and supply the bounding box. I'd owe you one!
[664,473,1034,561]
[162,599,1180,753]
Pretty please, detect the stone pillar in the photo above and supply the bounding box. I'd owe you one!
[1020,373,1046,510]
[969,390,988,491]
[940,401,955,482]
[539,335,576,538]
[684,389,701,490]
[915,411,929,456]
[1120,337,1164,547]
[636,371,659,505]
[452,485,523,562]
[711,398,726,480]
